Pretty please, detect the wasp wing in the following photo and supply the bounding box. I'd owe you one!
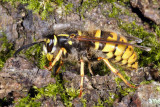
[75,36,151,51]
[123,35,142,44]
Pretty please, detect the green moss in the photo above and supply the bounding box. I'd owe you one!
[114,66,134,86]
[119,22,160,68]
[0,32,14,70]
[152,0,159,5]
[35,84,59,99]
[105,1,131,20]
[15,95,41,107]
[2,0,131,20]
[154,25,160,37]
[108,3,121,18]
[1,0,67,19]
[115,70,136,96]
[1,0,73,20]
[2,0,159,106]
[106,0,117,3]
[94,99,104,107]
[2,0,49,19]
[119,0,130,3]
[140,80,153,85]
[24,43,47,68]
[119,86,135,96]
[80,98,87,107]
[65,88,79,100]
[78,0,99,19]
[37,53,48,69]
[107,1,159,68]
[106,2,160,69]
[104,92,119,106]
[115,77,135,96]
[156,86,160,93]
[56,77,79,107]
[15,75,79,106]
[99,0,129,3]
[64,3,73,15]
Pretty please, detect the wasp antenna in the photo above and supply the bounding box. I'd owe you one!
[14,41,44,57]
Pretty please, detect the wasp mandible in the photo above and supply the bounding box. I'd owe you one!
[14,29,151,97]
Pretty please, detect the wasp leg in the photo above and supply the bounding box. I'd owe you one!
[88,62,94,75]
[98,57,137,88]
[46,48,65,70]
[79,59,84,97]
[55,60,64,75]
[44,61,53,71]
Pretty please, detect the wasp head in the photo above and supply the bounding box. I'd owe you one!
[43,35,58,61]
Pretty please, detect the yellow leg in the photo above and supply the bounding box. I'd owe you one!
[98,57,137,88]
[55,60,64,75]
[44,61,53,71]
[79,59,84,97]
[46,48,65,70]
[88,62,94,75]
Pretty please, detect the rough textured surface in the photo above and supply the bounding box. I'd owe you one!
[114,82,160,107]
[0,3,18,41]
[0,57,149,107]
[0,0,160,107]
[130,0,160,25]
[41,95,65,107]
[62,69,148,106]
[0,57,55,99]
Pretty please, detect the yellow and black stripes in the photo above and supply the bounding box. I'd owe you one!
[94,30,101,50]
[14,29,141,98]
[92,30,138,70]
[43,30,138,70]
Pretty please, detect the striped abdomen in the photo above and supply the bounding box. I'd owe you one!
[93,30,138,70]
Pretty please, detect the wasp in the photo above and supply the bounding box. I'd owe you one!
[14,29,150,97]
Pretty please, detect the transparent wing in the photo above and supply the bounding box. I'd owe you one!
[75,36,151,51]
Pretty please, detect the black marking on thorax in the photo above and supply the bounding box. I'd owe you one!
[57,36,72,52]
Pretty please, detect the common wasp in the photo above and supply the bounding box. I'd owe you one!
[14,28,150,97]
